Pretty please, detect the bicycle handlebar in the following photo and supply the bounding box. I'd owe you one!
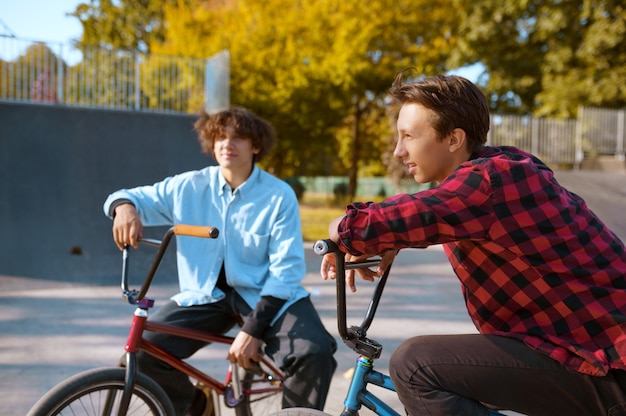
[172,224,219,239]
[121,225,220,306]
[314,239,392,358]
[313,239,338,255]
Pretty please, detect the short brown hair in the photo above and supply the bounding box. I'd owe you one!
[194,107,276,162]
[389,71,490,155]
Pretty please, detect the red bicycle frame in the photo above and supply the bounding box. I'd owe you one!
[118,225,285,413]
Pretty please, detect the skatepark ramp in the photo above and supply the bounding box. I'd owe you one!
[0,102,212,284]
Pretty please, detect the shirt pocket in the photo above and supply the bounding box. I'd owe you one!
[239,231,270,266]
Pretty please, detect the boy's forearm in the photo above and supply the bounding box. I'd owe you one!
[328,215,344,242]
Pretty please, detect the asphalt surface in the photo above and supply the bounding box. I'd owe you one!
[1,170,625,416]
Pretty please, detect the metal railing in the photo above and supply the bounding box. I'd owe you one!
[577,106,625,160]
[488,109,625,167]
[488,115,578,165]
[0,35,229,114]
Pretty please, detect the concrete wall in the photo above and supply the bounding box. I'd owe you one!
[0,103,213,284]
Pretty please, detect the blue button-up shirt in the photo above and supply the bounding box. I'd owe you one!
[103,165,309,323]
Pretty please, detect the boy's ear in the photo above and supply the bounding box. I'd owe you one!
[448,128,467,153]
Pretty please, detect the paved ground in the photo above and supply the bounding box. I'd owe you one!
[1,170,624,416]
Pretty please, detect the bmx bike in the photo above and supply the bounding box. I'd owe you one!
[27,224,284,416]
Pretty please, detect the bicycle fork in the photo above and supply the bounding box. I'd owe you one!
[109,306,148,415]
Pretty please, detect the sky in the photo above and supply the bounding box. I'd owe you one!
[0,0,83,63]
[1,0,82,43]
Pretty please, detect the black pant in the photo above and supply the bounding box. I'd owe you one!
[137,292,337,416]
[389,333,626,416]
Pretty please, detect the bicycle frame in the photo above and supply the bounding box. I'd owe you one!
[314,240,506,416]
[314,240,399,416]
[117,225,285,414]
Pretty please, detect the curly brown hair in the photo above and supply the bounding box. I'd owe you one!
[194,107,276,162]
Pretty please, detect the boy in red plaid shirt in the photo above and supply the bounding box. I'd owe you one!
[322,72,626,416]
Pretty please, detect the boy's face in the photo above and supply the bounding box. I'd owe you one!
[394,103,464,184]
[213,124,260,171]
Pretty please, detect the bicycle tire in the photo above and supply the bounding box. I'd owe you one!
[268,408,330,416]
[26,367,175,416]
[231,366,283,416]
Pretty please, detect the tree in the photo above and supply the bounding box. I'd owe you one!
[156,0,461,197]
[452,0,626,117]
[536,0,626,116]
[301,0,460,198]
[70,0,189,53]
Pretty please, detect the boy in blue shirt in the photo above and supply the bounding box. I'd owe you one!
[105,107,336,416]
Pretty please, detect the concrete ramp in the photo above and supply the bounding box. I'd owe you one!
[0,103,212,284]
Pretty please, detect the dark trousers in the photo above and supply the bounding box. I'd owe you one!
[137,292,337,416]
[389,333,626,416]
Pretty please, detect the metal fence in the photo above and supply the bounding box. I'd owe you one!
[488,108,625,167]
[577,106,625,159]
[488,115,579,165]
[0,35,229,113]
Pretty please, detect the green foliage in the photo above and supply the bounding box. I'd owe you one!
[285,177,306,201]
[71,0,187,52]
[332,181,349,205]
[452,0,626,117]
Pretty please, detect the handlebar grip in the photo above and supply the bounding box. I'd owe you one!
[313,239,339,255]
[173,224,219,239]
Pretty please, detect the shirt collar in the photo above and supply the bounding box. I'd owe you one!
[217,165,259,197]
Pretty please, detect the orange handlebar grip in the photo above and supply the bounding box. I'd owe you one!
[173,224,219,239]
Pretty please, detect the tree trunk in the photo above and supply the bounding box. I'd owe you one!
[348,98,362,201]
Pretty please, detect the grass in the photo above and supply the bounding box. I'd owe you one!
[298,194,346,242]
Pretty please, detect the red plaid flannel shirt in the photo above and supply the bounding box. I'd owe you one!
[337,146,626,376]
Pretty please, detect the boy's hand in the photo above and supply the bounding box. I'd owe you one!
[228,331,261,369]
[112,204,143,250]
[321,250,398,292]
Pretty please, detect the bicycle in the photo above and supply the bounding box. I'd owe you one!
[27,224,284,416]
[271,239,510,416]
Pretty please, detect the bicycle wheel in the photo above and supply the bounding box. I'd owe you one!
[231,366,283,416]
[268,408,330,416]
[27,367,175,416]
